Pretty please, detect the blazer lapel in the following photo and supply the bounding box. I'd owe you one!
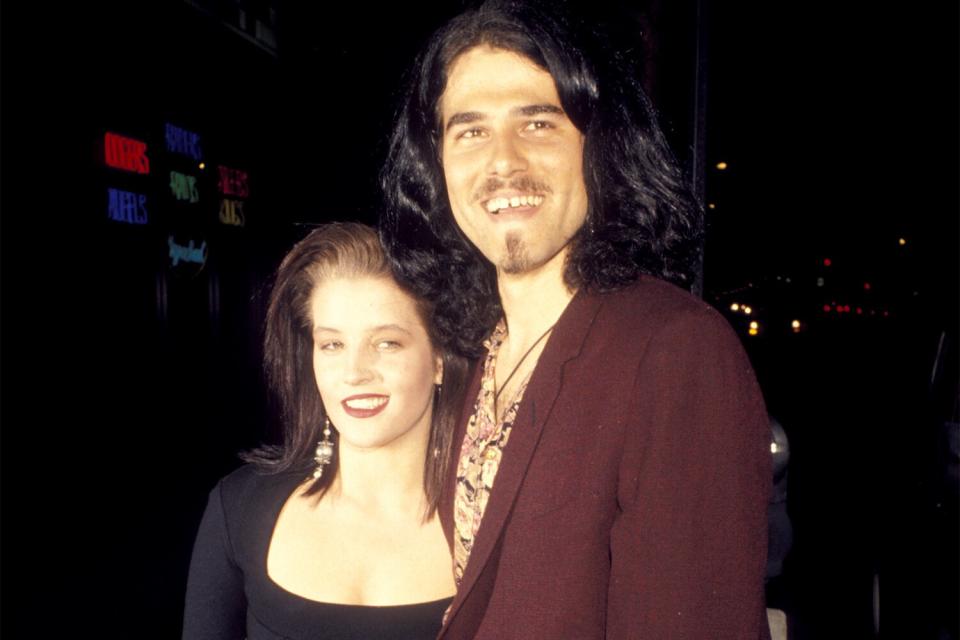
[443,289,605,628]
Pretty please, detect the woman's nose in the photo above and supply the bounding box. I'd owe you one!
[343,347,376,385]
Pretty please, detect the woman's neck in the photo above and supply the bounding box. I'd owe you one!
[325,437,430,520]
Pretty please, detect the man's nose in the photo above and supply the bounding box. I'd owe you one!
[486,134,528,176]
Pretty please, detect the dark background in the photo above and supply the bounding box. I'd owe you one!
[2,1,956,638]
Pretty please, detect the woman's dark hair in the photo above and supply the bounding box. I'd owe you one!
[380,0,703,357]
[244,222,469,518]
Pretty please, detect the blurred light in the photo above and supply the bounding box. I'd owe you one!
[771,442,779,453]
[716,162,728,170]
[899,238,907,246]
[823,304,831,312]
[823,258,832,267]
[708,203,716,210]
[864,282,871,291]
[844,305,851,313]
[748,327,759,336]
[749,321,759,330]
[730,303,740,311]
[198,162,206,170]
[817,277,825,287]
[856,307,863,315]
[743,306,753,315]
[791,320,801,330]
[883,311,890,317]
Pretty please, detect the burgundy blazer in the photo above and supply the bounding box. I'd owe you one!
[438,277,771,639]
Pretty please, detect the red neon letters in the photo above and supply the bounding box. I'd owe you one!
[217,165,250,198]
[104,132,150,174]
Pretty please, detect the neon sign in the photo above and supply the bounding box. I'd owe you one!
[217,165,250,198]
[169,171,200,203]
[107,188,148,224]
[165,123,203,161]
[168,236,207,267]
[104,132,150,174]
[219,199,246,227]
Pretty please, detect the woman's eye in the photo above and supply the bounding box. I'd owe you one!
[376,340,402,351]
[318,341,343,352]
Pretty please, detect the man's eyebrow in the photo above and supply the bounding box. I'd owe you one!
[445,111,484,132]
[444,104,565,132]
[514,104,564,117]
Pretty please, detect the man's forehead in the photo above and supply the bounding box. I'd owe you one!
[440,45,561,118]
[445,45,551,85]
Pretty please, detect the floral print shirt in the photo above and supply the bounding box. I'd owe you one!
[452,319,531,588]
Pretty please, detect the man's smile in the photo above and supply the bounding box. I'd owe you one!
[484,193,545,214]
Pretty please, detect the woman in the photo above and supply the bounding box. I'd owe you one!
[183,223,469,639]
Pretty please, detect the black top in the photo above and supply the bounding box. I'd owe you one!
[182,465,452,640]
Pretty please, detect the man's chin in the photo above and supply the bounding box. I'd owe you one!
[499,234,532,274]
[500,260,533,275]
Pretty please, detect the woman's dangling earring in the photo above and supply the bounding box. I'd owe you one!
[312,416,335,479]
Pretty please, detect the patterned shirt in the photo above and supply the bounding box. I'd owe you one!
[452,319,531,588]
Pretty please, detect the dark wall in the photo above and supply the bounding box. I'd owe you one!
[3,3,293,635]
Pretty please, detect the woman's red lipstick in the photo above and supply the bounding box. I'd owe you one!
[341,394,389,418]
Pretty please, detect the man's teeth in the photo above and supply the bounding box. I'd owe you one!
[485,194,544,213]
[345,397,388,410]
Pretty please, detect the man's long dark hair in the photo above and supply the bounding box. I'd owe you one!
[380,0,703,357]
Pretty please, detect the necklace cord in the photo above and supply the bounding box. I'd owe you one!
[494,323,556,408]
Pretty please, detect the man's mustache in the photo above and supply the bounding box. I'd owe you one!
[472,176,553,202]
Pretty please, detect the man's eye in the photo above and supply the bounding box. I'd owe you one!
[524,120,554,132]
[458,128,486,140]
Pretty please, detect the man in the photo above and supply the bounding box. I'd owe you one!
[380,2,771,638]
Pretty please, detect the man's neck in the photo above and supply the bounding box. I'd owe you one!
[497,249,576,349]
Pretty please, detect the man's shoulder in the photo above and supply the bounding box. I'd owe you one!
[580,277,754,381]
[592,275,726,331]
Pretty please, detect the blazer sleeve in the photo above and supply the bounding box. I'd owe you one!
[182,481,247,640]
[606,306,771,639]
